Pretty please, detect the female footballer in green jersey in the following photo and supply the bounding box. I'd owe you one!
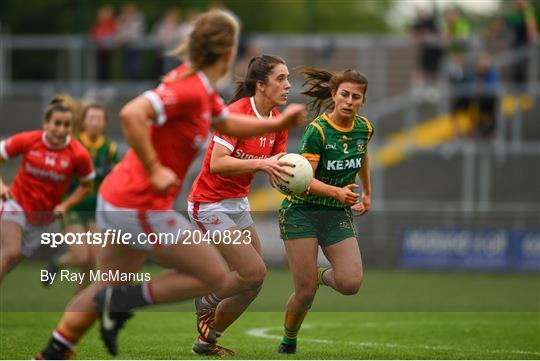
[278,67,373,354]
[44,103,118,291]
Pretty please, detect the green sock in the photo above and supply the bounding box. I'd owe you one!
[282,326,299,345]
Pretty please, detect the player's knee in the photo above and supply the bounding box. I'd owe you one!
[239,285,263,303]
[335,276,362,295]
[71,251,91,268]
[81,252,95,269]
[1,244,22,267]
[295,283,317,307]
[209,269,228,289]
[200,264,228,291]
[240,263,266,290]
[74,247,92,267]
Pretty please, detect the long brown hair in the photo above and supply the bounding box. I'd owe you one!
[45,94,79,125]
[298,67,368,115]
[45,93,81,129]
[168,9,240,77]
[229,54,286,104]
[44,104,72,122]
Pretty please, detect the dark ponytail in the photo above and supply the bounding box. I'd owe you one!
[229,54,286,104]
[298,66,368,115]
[44,93,78,124]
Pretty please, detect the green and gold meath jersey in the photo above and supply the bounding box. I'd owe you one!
[78,132,118,190]
[69,132,118,212]
[284,113,374,208]
[65,132,118,219]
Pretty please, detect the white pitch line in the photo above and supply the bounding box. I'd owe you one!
[246,323,540,357]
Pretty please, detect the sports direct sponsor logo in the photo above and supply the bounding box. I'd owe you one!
[326,158,362,171]
[25,163,66,181]
[40,228,252,248]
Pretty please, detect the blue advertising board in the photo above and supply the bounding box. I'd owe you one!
[402,229,540,271]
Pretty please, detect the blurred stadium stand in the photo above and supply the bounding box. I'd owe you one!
[1,33,538,270]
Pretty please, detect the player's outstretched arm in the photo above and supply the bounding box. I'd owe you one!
[119,96,160,170]
[210,144,294,183]
[119,96,180,193]
[53,180,93,216]
[214,104,306,138]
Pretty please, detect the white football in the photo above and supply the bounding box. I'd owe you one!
[273,153,313,196]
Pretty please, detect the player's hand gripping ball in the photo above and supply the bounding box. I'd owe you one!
[273,153,313,196]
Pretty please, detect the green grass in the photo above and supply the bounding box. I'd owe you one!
[1,263,539,359]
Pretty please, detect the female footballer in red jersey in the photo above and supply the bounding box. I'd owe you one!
[44,103,118,292]
[35,10,306,359]
[0,98,95,282]
[187,54,293,355]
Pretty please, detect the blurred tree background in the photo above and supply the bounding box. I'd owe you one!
[0,0,395,34]
[2,0,537,82]
[2,1,539,35]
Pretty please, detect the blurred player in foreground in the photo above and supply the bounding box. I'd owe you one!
[44,103,118,292]
[277,67,374,354]
[188,54,292,355]
[0,96,94,282]
[35,9,306,360]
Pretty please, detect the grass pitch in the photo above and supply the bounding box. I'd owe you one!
[1,263,539,359]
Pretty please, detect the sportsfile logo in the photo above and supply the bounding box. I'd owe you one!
[40,228,253,248]
[326,158,362,171]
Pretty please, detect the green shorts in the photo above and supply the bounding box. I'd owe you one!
[64,194,97,227]
[64,209,96,227]
[278,204,357,247]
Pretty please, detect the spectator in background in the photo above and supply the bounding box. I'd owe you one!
[207,1,247,58]
[443,7,471,53]
[447,46,472,138]
[152,7,183,75]
[90,5,117,81]
[443,8,472,138]
[117,3,145,80]
[410,8,444,90]
[177,9,201,41]
[504,0,538,91]
[471,54,500,139]
[233,42,262,80]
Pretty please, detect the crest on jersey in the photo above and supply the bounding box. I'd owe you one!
[60,159,69,168]
[166,217,177,229]
[209,215,222,226]
[357,140,366,153]
[45,156,56,166]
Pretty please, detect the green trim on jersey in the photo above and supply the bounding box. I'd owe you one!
[70,132,118,213]
[283,113,374,209]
